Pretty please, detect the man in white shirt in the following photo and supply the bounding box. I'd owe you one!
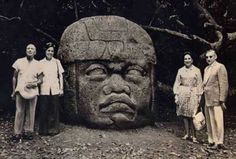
[11,44,42,142]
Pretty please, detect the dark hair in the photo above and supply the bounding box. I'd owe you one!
[44,42,56,51]
[182,51,194,61]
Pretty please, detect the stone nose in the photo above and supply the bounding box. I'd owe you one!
[103,74,131,95]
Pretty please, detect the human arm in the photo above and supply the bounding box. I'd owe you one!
[57,60,64,95]
[196,69,203,103]
[11,69,18,100]
[218,65,229,110]
[173,69,181,105]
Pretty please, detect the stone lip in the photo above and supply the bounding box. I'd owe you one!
[100,94,135,110]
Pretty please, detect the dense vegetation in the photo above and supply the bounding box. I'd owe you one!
[0,0,236,120]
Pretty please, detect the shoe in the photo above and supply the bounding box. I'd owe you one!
[39,132,49,136]
[217,144,227,150]
[11,134,22,143]
[22,132,33,140]
[192,137,199,143]
[207,143,215,148]
[182,134,190,140]
[209,144,218,150]
[48,129,59,136]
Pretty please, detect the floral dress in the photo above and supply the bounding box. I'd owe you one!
[173,65,203,117]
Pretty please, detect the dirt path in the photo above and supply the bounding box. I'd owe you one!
[0,117,236,159]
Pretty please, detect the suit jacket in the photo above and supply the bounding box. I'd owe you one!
[203,61,229,107]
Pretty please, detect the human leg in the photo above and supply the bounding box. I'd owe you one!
[24,96,37,132]
[182,117,190,139]
[190,118,198,143]
[48,95,60,135]
[12,94,26,142]
[38,95,50,135]
[204,106,214,144]
[14,93,26,135]
[213,106,224,145]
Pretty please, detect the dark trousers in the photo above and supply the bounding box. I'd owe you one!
[39,95,60,135]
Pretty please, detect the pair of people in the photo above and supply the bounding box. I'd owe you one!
[173,50,228,149]
[11,43,64,143]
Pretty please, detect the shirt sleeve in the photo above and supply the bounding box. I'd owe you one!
[12,59,19,71]
[218,64,229,102]
[173,69,181,95]
[196,68,203,95]
[57,59,64,74]
[37,61,44,75]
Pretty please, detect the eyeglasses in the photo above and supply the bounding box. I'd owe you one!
[206,56,213,59]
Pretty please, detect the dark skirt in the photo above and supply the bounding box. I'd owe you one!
[38,95,60,135]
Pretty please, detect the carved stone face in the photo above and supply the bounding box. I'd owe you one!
[58,16,156,128]
[77,60,151,128]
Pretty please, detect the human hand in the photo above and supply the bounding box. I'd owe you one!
[175,95,179,105]
[59,90,64,96]
[26,83,37,89]
[198,96,201,104]
[220,102,227,111]
[11,91,16,100]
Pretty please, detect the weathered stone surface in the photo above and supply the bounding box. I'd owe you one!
[58,16,156,128]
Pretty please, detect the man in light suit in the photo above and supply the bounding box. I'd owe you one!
[203,49,228,149]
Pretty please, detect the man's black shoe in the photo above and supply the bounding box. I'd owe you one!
[209,144,218,150]
[207,143,215,149]
[217,144,227,150]
[22,132,33,140]
[11,134,22,143]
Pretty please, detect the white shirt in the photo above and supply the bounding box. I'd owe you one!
[12,57,41,94]
[39,57,64,95]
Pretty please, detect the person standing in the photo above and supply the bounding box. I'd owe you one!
[38,42,64,136]
[173,52,203,143]
[11,43,42,142]
[203,49,229,149]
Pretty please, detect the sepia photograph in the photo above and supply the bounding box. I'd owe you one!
[0,0,236,158]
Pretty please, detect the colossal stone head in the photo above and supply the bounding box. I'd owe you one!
[58,16,156,129]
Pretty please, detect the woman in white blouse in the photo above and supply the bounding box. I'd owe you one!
[38,42,64,136]
[173,52,203,143]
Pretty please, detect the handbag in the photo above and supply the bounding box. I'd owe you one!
[193,111,206,131]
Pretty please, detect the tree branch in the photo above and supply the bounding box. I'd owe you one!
[73,0,79,20]
[0,15,21,21]
[142,25,211,45]
[29,24,59,45]
[227,32,236,41]
[0,14,58,44]
[20,0,25,8]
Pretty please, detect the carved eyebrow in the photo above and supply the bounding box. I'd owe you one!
[85,64,107,73]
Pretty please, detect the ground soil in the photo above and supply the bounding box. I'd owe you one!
[0,116,236,159]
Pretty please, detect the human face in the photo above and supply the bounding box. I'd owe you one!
[184,54,193,68]
[26,44,36,58]
[206,50,217,65]
[76,60,152,128]
[45,47,54,60]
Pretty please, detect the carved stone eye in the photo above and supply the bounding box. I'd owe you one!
[125,66,146,83]
[85,64,107,79]
[126,69,142,76]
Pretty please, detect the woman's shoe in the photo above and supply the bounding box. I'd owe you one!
[182,134,189,140]
[192,137,199,143]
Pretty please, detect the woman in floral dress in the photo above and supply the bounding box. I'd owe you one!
[173,52,203,143]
